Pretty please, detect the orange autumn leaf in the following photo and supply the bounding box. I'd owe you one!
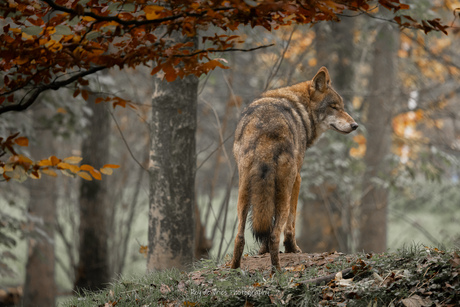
[63,156,83,164]
[144,5,164,20]
[139,245,148,258]
[102,164,120,169]
[90,168,102,180]
[14,137,29,147]
[41,168,58,177]
[78,171,93,181]
[80,164,94,171]
[57,162,80,173]
[100,168,113,175]
[50,156,60,166]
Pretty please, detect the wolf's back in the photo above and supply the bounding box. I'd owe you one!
[233,96,302,242]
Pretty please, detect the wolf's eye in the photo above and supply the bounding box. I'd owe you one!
[330,105,339,110]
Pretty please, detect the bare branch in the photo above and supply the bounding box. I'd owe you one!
[108,108,148,171]
[173,44,275,58]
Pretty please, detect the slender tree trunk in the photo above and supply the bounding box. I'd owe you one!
[147,35,198,271]
[358,23,399,253]
[74,94,111,291]
[298,18,355,253]
[23,109,57,306]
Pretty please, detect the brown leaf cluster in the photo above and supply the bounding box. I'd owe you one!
[0,0,451,113]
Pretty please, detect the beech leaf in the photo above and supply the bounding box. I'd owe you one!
[41,168,58,177]
[63,156,83,164]
[14,137,29,147]
[102,164,120,169]
[50,156,60,166]
[57,162,80,173]
[78,171,93,181]
[100,167,113,175]
[144,5,164,20]
[80,164,94,171]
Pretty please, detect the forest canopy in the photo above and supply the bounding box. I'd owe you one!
[1,0,459,306]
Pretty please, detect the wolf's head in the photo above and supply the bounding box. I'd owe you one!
[309,67,358,134]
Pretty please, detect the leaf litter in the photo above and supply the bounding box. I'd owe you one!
[67,246,460,306]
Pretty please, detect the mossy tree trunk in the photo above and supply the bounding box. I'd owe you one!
[147,35,198,271]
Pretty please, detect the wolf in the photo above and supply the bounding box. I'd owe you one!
[230,67,358,272]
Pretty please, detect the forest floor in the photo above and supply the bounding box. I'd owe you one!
[65,245,460,306]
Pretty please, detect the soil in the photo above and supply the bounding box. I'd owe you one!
[237,252,346,273]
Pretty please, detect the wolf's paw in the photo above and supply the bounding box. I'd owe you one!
[284,242,302,254]
[258,244,269,255]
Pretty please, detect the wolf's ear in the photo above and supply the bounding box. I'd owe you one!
[312,67,331,92]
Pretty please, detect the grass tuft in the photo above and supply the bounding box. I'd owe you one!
[63,246,460,307]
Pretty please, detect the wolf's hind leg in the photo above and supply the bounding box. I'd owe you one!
[284,173,302,254]
[270,169,296,271]
[231,181,250,269]
[269,200,290,272]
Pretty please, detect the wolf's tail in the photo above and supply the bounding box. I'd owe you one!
[250,162,275,242]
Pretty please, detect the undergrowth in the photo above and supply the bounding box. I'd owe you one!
[64,245,460,307]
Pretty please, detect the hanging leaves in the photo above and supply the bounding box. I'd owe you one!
[0,133,118,182]
[0,0,452,115]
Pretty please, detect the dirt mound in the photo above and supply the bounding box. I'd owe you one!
[237,251,347,273]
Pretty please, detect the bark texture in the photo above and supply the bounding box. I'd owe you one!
[358,23,399,253]
[74,96,111,291]
[147,36,198,271]
[23,114,57,307]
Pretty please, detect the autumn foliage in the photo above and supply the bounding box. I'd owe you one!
[0,0,452,113]
[0,0,454,181]
[0,132,119,182]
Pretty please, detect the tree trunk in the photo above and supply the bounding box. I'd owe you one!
[23,110,57,307]
[358,23,399,253]
[74,94,111,291]
[298,18,355,253]
[147,36,198,271]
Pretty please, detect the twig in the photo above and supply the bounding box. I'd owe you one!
[319,186,348,252]
[389,209,443,247]
[263,28,295,91]
[117,166,145,274]
[223,214,238,258]
[216,166,237,261]
[196,133,233,171]
[299,268,353,285]
[173,44,275,58]
[55,219,76,280]
[401,31,460,70]
[108,108,148,171]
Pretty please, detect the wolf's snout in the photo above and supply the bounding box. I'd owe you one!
[350,123,359,131]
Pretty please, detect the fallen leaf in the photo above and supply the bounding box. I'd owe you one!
[401,295,432,307]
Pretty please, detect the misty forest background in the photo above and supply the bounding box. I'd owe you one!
[1,0,460,304]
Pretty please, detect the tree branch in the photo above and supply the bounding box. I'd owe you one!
[0,66,106,115]
[108,108,148,171]
[173,44,275,58]
[42,0,235,28]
